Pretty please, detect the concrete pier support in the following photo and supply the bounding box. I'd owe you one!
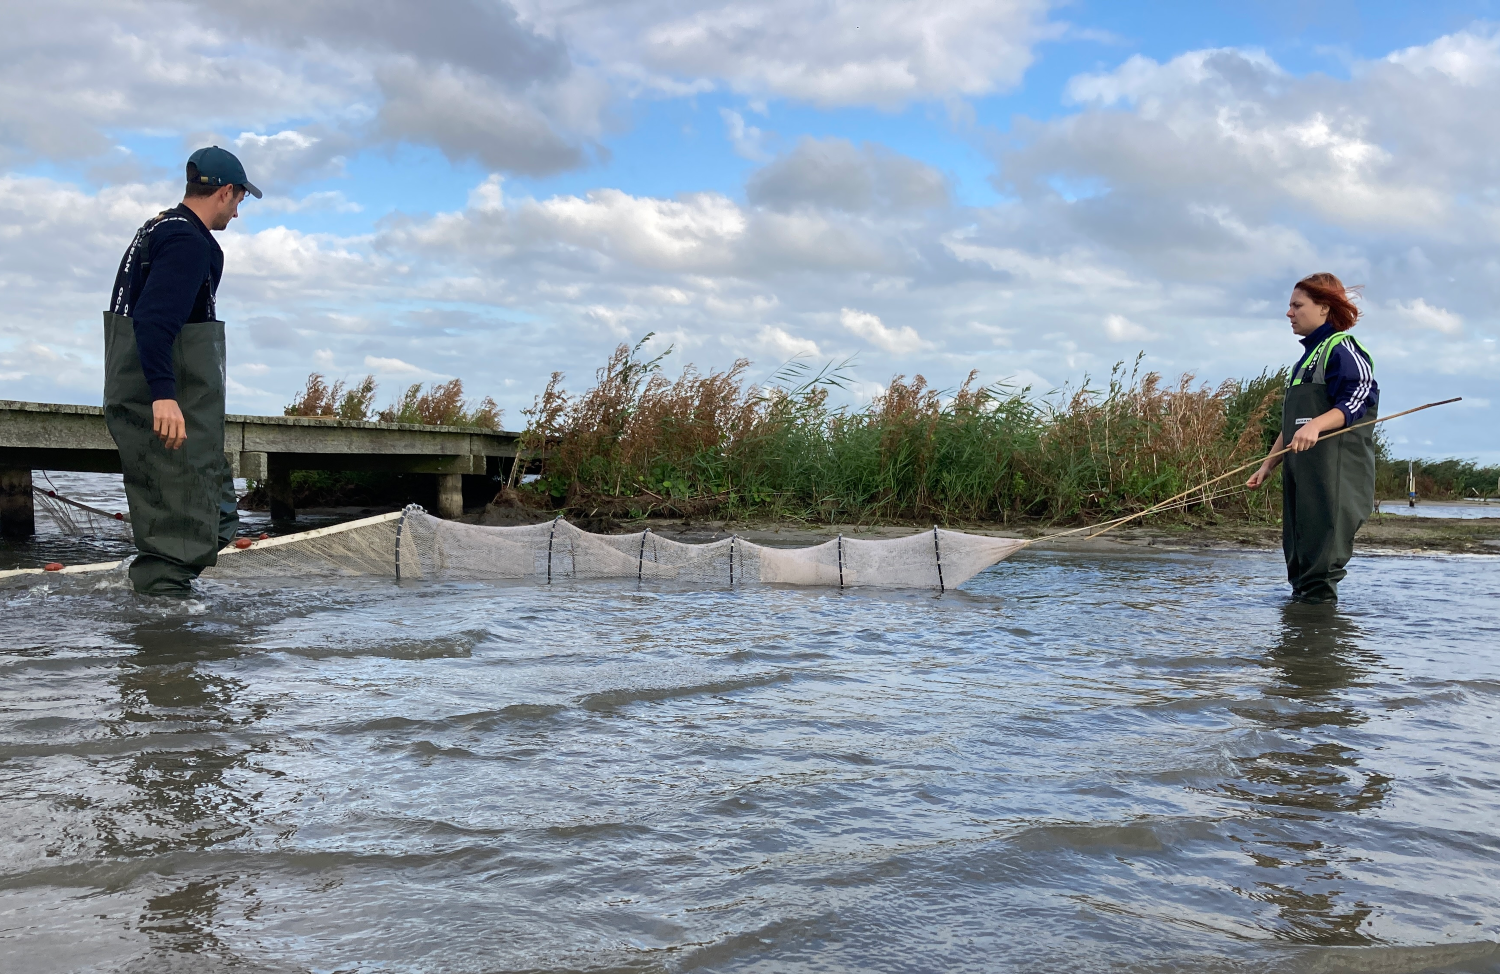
[268,467,296,521]
[0,468,35,538]
[436,473,463,519]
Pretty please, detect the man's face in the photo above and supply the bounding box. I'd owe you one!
[209,185,245,231]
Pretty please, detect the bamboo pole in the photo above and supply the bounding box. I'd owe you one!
[1025,397,1462,547]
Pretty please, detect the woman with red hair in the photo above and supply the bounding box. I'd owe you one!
[1247,273,1378,603]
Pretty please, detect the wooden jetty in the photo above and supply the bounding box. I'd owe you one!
[0,399,520,537]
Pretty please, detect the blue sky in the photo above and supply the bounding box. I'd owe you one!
[2,0,1498,461]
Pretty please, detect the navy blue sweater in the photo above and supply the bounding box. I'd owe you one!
[1290,323,1379,424]
[108,204,222,401]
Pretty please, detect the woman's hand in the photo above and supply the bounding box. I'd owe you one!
[1289,422,1322,453]
[1288,407,1347,453]
[1247,433,1285,489]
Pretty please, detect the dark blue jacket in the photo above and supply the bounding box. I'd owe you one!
[108,204,222,401]
[1290,323,1379,424]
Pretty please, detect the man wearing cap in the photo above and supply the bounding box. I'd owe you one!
[104,146,262,596]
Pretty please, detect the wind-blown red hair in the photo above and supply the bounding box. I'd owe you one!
[1295,272,1362,332]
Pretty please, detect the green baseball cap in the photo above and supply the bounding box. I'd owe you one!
[186,145,262,199]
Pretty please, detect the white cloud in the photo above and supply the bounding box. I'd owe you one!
[748,137,948,212]
[1390,298,1463,335]
[1385,27,1500,85]
[514,0,1057,108]
[226,376,277,399]
[525,189,748,271]
[0,0,608,183]
[1019,42,1477,231]
[839,308,931,355]
[364,356,431,375]
[1103,314,1155,342]
[257,190,363,214]
[756,325,821,361]
[720,108,769,161]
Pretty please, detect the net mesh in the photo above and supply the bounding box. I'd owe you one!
[205,514,403,580]
[205,507,1026,590]
[32,486,134,541]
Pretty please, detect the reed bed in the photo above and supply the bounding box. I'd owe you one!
[515,338,1286,525]
[286,373,501,429]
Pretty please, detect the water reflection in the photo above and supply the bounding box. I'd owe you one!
[1224,601,1391,945]
[106,619,268,957]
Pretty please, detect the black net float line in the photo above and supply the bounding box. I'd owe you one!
[547,514,560,584]
[932,525,944,593]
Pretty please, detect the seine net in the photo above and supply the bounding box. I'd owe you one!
[205,513,404,580]
[32,485,134,541]
[205,507,1026,590]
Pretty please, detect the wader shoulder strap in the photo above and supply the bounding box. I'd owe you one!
[1290,332,1373,387]
[136,210,188,282]
[131,210,217,319]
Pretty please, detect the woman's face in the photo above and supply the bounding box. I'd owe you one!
[1287,288,1329,337]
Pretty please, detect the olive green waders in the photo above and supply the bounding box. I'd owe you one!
[103,312,239,596]
[1281,333,1376,603]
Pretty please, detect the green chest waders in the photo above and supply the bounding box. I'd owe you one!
[103,312,239,596]
[1280,334,1376,603]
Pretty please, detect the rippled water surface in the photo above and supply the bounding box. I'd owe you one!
[1372,500,1499,519]
[2,523,1498,972]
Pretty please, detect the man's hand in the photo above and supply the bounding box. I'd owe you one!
[152,399,187,449]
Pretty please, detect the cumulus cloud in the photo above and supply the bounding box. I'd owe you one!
[839,308,931,355]
[257,190,363,214]
[1103,314,1155,342]
[720,108,770,160]
[364,355,432,375]
[517,0,1057,108]
[228,128,356,192]
[374,60,594,175]
[203,0,567,83]
[0,0,607,182]
[748,137,948,212]
[205,0,616,172]
[1009,35,1500,234]
[1390,298,1463,335]
[0,2,364,167]
[756,326,822,361]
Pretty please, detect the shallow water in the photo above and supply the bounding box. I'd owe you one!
[3,495,1499,973]
[1373,500,1499,519]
